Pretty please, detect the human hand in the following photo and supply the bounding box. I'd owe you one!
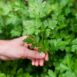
[0,36,48,66]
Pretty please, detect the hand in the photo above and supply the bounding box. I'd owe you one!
[0,36,48,66]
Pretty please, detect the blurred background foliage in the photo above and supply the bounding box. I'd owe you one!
[0,0,77,77]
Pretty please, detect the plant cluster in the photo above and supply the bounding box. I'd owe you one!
[0,0,77,77]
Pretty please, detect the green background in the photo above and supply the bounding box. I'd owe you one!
[0,0,77,77]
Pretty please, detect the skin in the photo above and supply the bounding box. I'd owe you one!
[0,36,48,66]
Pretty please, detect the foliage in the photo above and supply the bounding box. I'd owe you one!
[0,0,77,77]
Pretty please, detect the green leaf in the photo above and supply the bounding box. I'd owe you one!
[72,38,77,45]
[48,70,56,77]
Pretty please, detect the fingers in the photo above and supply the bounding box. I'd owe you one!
[31,52,48,66]
[39,59,44,66]
[0,55,11,60]
[32,59,35,65]
[32,47,44,66]
[45,53,49,61]
[25,48,45,59]
[31,51,45,59]
[32,59,44,66]
[34,60,38,66]
[0,56,7,60]
[18,36,28,44]
[18,36,28,41]
[23,46,48,66]
[25,44,48,61]
[12,36,28,45]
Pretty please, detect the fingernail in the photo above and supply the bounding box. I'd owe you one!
[39,60,44,66]
[32,61,35,65]
[35,60,38,66]
[45,53,49,61]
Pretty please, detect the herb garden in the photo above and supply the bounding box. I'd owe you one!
[0,0,77,77]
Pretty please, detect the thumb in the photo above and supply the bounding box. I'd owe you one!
[13,36,28,44]
[16,36,28,41]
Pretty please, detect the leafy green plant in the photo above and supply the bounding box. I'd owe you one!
[0,0,77,77]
